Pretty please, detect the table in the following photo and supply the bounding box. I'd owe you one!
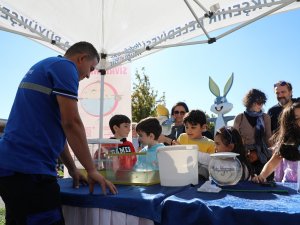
[161,181,300,225]
[59,178,189,225]
[59,179,300,225]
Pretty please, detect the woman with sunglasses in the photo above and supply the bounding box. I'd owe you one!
[159,102,213,145]
[158,102,189,145]
[233,89,273,179]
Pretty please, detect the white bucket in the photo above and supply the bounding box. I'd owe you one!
[157,145,198,186]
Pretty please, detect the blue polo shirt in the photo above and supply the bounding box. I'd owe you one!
[0,56,79,176]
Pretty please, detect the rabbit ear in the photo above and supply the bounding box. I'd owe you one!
[209,76,220,97]
[223,73,234,97]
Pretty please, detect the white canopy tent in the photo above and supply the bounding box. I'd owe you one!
[1,0,300,70]
[1,0,299,138]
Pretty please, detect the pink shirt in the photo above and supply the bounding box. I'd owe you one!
[275,159,298,182]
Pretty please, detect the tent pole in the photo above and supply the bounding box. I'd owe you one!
[150,39,210,49]
[106,0,292,58]
[193,0,211,16]
[0,26,46,42]
[216,0,296,40]
[0,7,68,52]
[141,0,296,50]
[99,0,295,69]
[99,53,107,139]
[184,0,211,39]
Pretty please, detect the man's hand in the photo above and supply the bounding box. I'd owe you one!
[87,169,118,195]
[68,168,88,188]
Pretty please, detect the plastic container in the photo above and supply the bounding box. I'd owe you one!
[72,138,121,177]
[104,151,160,185]
[76,139,159,185]
[157,145,199,186]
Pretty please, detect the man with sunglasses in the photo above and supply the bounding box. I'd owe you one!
[268,81,300,133]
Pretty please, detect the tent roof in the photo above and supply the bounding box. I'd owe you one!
[1,0,299,69]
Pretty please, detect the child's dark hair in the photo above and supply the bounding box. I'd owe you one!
[215,126,253,179]
[109,115,131,134]
[183,110,206,126]
[136,117,162,140]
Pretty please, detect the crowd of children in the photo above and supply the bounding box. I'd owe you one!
[91,97,300,185]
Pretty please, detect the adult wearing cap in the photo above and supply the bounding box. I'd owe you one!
[268,81,300,133]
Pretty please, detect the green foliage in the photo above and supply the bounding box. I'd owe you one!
[131,68,159,122]
[206,113,216,135]
[0,208,5,225]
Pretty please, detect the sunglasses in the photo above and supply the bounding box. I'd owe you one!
[274,81,290,88]
[174,111,186,115]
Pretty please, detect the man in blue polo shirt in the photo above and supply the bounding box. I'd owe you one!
[0,42,117,225]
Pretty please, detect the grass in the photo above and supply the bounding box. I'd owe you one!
[0,208,5,225]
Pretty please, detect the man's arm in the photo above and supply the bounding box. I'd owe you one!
[59,143,88,188]
[56,95,117,194]
[60,143,77,173]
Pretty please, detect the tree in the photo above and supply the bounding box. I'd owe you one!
[207,113,216,134]
[131,67,162,122]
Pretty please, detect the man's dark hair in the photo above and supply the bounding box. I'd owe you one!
[171,102,189,115]
[243,88,267,109]
[109,115,131,134]
[65,41,100,62]
[136,117,162,140]
[183,110,207,126]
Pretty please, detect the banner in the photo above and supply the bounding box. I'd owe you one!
[78,65,131,139]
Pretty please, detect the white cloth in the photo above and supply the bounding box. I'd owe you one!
[62,206,154,225]
[197,180,222,193]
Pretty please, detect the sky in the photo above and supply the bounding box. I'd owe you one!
[1,9,300,125]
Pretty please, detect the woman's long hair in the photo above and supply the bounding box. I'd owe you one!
[272,102,300,150]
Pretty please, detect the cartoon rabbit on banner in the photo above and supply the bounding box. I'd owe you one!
[209,73,235,135]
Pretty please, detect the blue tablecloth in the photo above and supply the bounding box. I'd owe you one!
[161,181,300,225]
[58,178,188,223]
[59,179,300,225]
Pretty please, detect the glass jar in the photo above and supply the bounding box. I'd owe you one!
[208,152,242,186]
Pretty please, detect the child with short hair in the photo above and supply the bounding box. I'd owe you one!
[252,102,300,183]
[214,126,253,180]
[134,117,164,171]
[94,114,137,170]
[176,110,215,153]
[174,109,215,179]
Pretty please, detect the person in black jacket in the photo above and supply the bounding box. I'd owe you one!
[268,81,300,133]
